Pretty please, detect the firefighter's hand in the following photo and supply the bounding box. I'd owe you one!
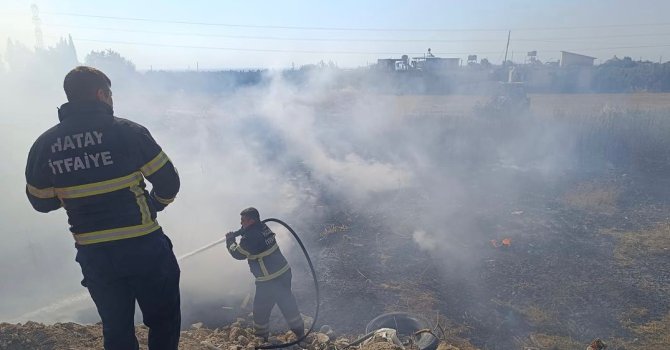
[148,190,167,211]
[225,231,236,240]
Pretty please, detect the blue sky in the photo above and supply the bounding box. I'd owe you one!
[3,0,670,69]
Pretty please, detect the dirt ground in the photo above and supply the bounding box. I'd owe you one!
[3,93,670,350]
[0,320,319,350]
[0,320,468,350]
[311,169,670,350]
[306,91,670,349]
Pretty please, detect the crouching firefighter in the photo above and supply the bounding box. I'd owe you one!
[226,208,305,341]
[25,66,181,350]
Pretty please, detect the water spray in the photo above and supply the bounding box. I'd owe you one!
[13,218,320,350]
[178,218,321,349]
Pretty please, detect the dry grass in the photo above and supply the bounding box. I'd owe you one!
[606,223,670,267]
[618,307,650,328]
[521,306,555,325]
[523,333,583,350]
[390,95,487,119]
[380,282,438,315]
[530,93,670,118]
[628,312,670,348]
[490,299,555,326]
[432,315,480,350]
[606,311,670,349]
[368,93,670,119]
[320,223,350,238]
[562,182,620,214]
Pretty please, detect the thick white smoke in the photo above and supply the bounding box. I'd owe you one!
[0,60,424,324]
[1,42,579,329]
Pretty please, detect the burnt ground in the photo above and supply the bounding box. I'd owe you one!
[300,166,670,350]
[173,94,670,349]
[4,95,670,349]
[4,166,667,350]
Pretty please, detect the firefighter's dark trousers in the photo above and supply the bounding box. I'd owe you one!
[76,229,181,350]
[253,270,305,339]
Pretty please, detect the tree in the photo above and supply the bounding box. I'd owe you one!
[592,56,670,92]
[85,49,136,77]
[4,39,34,72]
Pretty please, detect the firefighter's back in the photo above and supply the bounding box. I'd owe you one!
[25,66,182,350]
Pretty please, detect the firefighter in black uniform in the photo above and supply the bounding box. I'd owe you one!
[25,66,181,350]
[226,208,305,341]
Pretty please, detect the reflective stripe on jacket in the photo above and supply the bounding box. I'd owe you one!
[25,100,180,245]
[227,222,290,282]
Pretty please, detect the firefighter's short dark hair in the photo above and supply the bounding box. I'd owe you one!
[63,66,111,102]
[240,207,260,221]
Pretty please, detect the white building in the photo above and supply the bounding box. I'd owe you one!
[560,51,596,67]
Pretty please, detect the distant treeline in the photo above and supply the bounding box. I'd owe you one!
[591,56,670,93]
[142,58,670,94]
[3,38,670,94]
[143,70,266,93]
[481,56,670,94]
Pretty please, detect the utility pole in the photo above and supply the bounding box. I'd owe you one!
[31,4,44,50]
[503,30,511,66]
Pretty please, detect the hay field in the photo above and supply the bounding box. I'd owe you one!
[382,92,670,118]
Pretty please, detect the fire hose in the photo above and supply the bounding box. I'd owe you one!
[15,218,320,348]
[181,218,320,350]
[255,218,320,349]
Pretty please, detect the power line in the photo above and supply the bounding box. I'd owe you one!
[43,23,506,42]
[42,12,505,32]
[524,32,670,41]
[43,11,670,32]
[61,37,504,55]
[62,36,670,56]
[585,44,670,51]
[42,22,670,44]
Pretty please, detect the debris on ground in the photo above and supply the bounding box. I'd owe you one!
[0,319,465,350]
[586,338,607,350]
[0,320,278,350]
[359,330,404,350]
[490,238,511,248]
[362,328,404,350]
[360,341,405,350]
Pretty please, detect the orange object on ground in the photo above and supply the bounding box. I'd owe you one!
[502,238,512,246]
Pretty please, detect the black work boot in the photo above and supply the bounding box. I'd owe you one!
[292,328,305,339]
[293,329,308,348]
